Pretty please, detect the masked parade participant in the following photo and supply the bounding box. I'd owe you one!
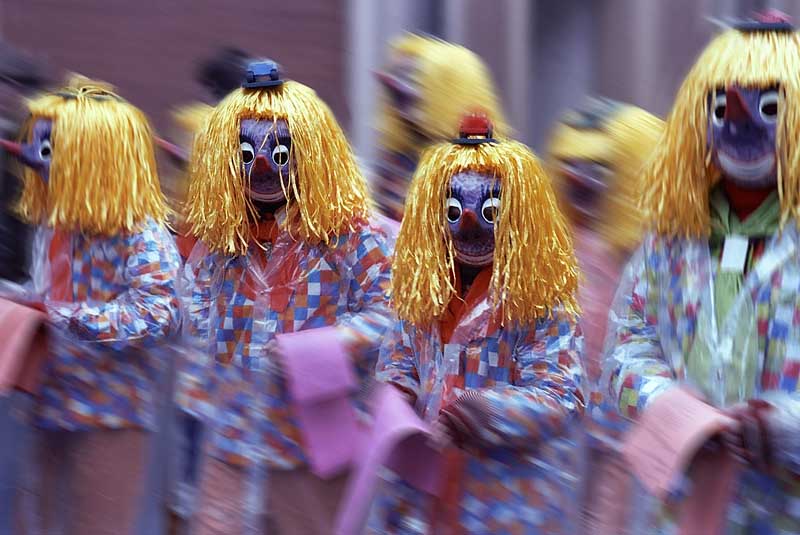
[178,60,393,534]
[368,114,585,534]
[1,77,180,534]
[373,34,506,225]
[547,98,664,530]
[603,12,800,532]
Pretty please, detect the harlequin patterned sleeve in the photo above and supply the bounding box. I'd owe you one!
[453,308,585,450]
[334,225,394,382]
[375,320,420,403]
[601,241,675,420]
[47,220,181,351]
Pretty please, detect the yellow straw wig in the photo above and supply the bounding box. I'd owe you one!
[641,28,800,237]
[548,102,664,254]
[186,81,369,255]
[18,76,168,235]
[377,34,508,157]
[392,139,579,326]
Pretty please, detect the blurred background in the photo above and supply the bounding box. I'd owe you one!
[1,0,797,158]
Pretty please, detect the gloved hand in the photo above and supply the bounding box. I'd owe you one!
[720,399,773,471]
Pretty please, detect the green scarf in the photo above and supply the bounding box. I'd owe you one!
[685,184,779,404]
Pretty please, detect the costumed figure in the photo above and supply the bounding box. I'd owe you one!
[373,34,507,225]
[179,60,393,535]
[1,77,180,534]
[547,98,663,531]
[367,114,585,534]
[602,11,800,532]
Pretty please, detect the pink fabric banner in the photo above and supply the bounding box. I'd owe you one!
[276,327,362,479]
[0,297,49,395]
[334,385,443,535]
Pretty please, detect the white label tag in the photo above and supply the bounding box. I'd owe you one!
[720,235,749,273]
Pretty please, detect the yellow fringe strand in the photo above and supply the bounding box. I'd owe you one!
[377,33,509,157]
[641,28,800,237]
[548,103,664,254]
[18,75,168,235]
[392,139,579,327]
[186,81,370,255]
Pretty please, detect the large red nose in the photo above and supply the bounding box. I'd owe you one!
[0,139,22,156]
[724,87,752,122]
[252,154,270,175]
[460,209,479,231]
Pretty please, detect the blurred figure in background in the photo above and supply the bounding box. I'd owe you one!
[3,77,180,534]
[372,34,507,225]
[0,44,47,283]
[603,13,800,532]
[369,115,584,534]
[0,43,47,535]
[548,98,663,532]
[179,60,392,534]
[161,46,251,261]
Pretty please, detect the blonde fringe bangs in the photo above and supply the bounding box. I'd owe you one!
[186,81,369,255]
[18,81,168,235]
[377,34,508,156]
[642,29,800,237]
[392,140,579,327]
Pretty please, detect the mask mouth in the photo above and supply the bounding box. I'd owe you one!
[717,150,775,183]
[453,243,494,267]
[248,186,286,203]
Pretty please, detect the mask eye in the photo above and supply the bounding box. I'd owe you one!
[481,197,500,224]
[39,138,52,161]
[759,90,779,123]
[712,92,726,127]
[272,144,290,166]
[446,197,462,223]
[240,141,255,164]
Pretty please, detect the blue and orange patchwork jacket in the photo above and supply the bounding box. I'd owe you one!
[603,225,800,533]
[31,219,181,430]
[178,215,393,469]
[368,287,585,534]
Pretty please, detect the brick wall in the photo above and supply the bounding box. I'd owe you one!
[1,0,349,136]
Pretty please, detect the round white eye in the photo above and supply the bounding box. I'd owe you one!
[39,139,52,161]
[272,144,290,166]
[712,92,727,127]
[481,197,500,224]
[240,141,255,164]
[446,197,462,223]
[759,90,779,123]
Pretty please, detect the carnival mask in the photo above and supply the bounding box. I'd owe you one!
[709,85,778,189]
[558,158,611,225]
[446,170,499,267]
[0,118,52,183]
[240,118,291,209]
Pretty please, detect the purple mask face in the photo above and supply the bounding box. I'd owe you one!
[557,158,611,226]
[709,85,778,188]
[240,118,291,206]
[377,54,420,124]
[446,171,499,267]
[16,119,52,183]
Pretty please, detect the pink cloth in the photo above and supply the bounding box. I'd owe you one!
[0,297,49,396]
[276,327,362,478]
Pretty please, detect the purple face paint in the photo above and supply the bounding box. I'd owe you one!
[377,54,420,124]
[240,118,291,208]
[709,85,778,189]
[12,119,52,183]
[446,171,499,267]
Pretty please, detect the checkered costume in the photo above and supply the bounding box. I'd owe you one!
[32,218,181,430]
[178,216,393,469]
[602,224,800,532]
[367,296,585,534]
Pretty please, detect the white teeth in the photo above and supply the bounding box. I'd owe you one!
[717,151,775,181]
